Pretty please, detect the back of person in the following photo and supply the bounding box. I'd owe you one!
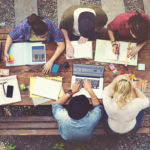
[55,105,101,140]
[102,74,150,134]
[52,80,103,141]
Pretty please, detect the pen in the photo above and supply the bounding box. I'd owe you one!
[2,84,6,95]
[0,81,7,85]
[141,82,145,92]
[116,44,120,60]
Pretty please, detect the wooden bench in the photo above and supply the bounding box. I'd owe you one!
[0,29,149,135]
[0,115,149,135]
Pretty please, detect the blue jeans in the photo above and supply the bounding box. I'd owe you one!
[102,110,144,136]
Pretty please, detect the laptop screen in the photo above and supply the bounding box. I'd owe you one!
[72,64,105,78]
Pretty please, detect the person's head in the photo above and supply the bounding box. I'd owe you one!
[67,95,90,120]
[78,12,96,38]
[128,12,149,43]
[28,13,48,38]
[112,75,133,109]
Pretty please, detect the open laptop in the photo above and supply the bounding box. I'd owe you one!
[71,64,105,99]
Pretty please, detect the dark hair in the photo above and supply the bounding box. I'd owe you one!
[78,12,95,38]
[28,13,48,36]
[128,12,149,43]
[67,95,90,120]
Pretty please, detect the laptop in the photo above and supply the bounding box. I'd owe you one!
[71,64,105,99]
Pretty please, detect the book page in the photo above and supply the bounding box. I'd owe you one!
[6,43,26,66]
[67,41,93,59]
[105,41,117,60]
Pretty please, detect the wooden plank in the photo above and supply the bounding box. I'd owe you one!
[0,129,59,135]
[0,29,12,33]
[0,122,58,129]
[136,128,150,134]
[0,34,8,40]
[0,116,54,122]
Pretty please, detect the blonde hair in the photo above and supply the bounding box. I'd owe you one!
[111,75,134,109]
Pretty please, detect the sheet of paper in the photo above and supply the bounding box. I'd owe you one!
[67,41,93,59]
[0,75,21,105]
[32,77,62,99]
[32,97,52,106]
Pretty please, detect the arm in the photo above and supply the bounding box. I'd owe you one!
[61,28,74,58]
[56,80,81,105]
[128,41,148,58]
[134,88,146,98]
[130,80,147,98]
[108,29,119,54]
[42,41,65,74]
[4,35,13,62]
[83,79,101,106]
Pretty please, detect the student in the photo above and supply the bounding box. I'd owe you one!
[102,74,150,135]
[107,12,150,57]
[52,80,103,141]
[59,4,108,58]
[4,14,65,74]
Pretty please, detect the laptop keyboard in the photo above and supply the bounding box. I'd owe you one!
[75,78,100,89]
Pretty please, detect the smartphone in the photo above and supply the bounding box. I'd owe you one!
[6,85,14,98]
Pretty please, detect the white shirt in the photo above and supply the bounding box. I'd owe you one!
[73,8,96,36]
[102,85,150,133]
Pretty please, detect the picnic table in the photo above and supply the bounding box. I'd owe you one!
[0,29,149,135]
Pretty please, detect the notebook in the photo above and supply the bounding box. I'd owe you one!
[67,41,93,59]
[94,40,138,66]
[6,42,46,66]
[71,64,104,99]
[32,77,62,99]
[0,75,21,105]
[30,76,64,105]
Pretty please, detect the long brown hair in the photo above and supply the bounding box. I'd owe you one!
[28,14,48,36]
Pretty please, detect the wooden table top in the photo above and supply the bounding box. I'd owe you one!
[0,30,150,106]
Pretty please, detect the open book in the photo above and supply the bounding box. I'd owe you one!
[67,41,93,59]
[95,40,138,66]
[6,42,46,66]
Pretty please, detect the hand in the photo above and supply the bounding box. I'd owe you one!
[112,44,119,54]
[66,42,74,58]
[4,52,9,62]
[83,79,92,92]
[127,46,139,58]
[42,59,54,74]
[71,80,81,93]
[130,80,137,89]
[78,36,88,44]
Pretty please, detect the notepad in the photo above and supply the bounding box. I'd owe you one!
[32,77,62,99]
[0,75,21,105]
[67,41,93,59]
[6,42,46,66]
